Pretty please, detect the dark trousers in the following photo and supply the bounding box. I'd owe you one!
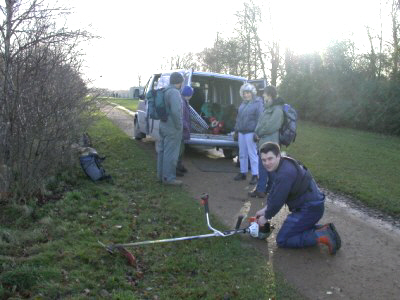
[276,200,324,248]
[256,155,269,193]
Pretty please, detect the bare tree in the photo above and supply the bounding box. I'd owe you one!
[160,52,200,70]
[235,1,267,79]
[270,41,280,86]
[0,0,95,202]
[390,0,400,78]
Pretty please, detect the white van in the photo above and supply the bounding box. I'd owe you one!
[133,69,266,158]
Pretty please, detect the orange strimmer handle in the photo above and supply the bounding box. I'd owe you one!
[200,193,209,214]
[248,216,259,223]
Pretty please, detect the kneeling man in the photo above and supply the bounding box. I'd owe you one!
[255,142,341,255]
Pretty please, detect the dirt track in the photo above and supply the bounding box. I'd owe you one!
[103,104,400,300]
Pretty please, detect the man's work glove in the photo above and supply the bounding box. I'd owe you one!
[253,133,260,143]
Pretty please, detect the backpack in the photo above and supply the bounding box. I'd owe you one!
[146,87,171,122]
[79,152,111,181]
[279,104,297,147]
[283,156,312,201]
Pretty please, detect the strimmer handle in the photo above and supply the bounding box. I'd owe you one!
[235,215,244,230]
[248,216,257,223]
[200,193,209,214]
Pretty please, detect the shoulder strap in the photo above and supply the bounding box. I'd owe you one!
[283,156,312,202]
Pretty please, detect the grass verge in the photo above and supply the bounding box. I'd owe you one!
[100,97,139,111]
[286,121,400,216]
[0,116,303,299]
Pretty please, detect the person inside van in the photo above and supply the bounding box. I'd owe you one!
[233,83,263,185]
[190,87,205,115]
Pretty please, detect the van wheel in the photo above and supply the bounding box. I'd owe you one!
[223,149,235,159]
[134,117,146,140]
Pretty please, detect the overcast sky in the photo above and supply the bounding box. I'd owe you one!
[62,0,386,90]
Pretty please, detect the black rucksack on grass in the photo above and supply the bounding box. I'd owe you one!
[79,153,111,181]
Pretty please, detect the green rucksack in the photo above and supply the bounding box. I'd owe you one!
[146,87,172,122]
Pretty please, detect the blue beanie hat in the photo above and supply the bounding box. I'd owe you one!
[181,86,194,97]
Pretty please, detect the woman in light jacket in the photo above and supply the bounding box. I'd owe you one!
[233,83,264,184]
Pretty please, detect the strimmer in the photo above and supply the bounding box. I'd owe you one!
[98,194,273,264]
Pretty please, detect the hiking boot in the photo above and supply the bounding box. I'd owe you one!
[315,223,342,249]
[328,223,341,250]
[249,175,258,185]
[176,169,184,177]
[163,179,182,186]
[248,188,266,198]
[316,223,341,255]
[234,173,246,181]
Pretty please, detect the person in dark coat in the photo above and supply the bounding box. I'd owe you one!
[255,142,342,255]
[157,72,184,185]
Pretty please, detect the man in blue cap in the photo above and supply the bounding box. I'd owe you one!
[157,72,184,185]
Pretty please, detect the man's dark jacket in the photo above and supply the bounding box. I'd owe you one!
[264,158,325,219]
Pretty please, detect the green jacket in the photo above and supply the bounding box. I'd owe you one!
[254,98,284,149]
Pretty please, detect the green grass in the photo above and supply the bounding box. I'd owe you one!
[101,97,139,111]
[286,121,400,215]
[0,116,303,299]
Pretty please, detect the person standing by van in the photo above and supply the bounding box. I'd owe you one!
[249,85,284,197]
[176,85,194,176]
[157,72,184,185]
[233,83,263,184]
